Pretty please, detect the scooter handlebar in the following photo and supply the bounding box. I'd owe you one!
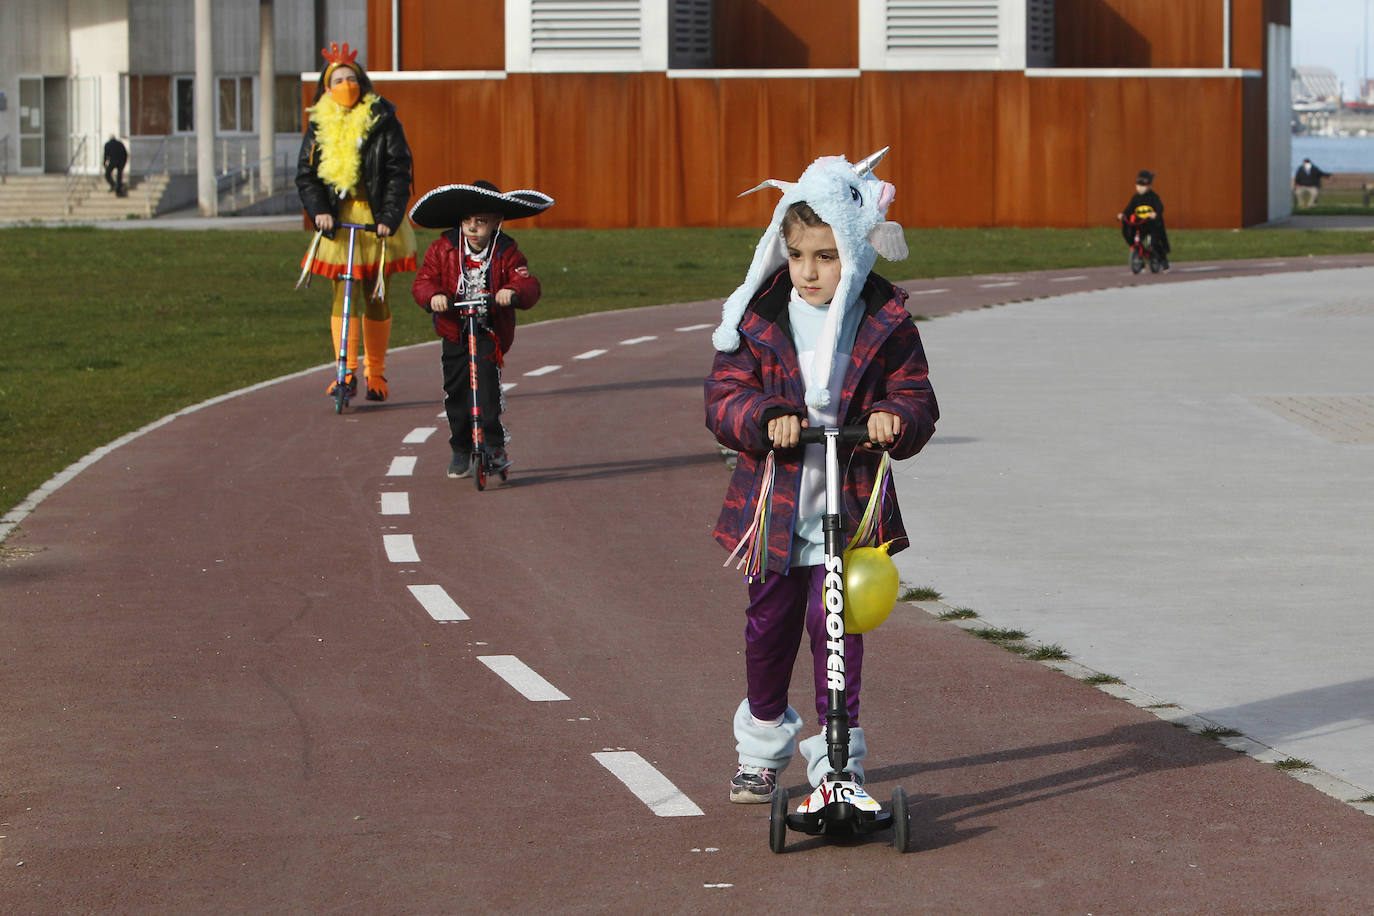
[798,425,872,446]
[337,221,379,233]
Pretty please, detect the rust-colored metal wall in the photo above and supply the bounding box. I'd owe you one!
[356,70,1259,230]
[369,0,506,71]
[1056,0,1227,68]
[341,0,1288,230]
[714,0,858,69]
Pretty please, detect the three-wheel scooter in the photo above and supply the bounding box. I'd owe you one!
[448,293,511,491]
[769,424,909,854]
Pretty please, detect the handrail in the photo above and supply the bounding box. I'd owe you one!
[141,135,170,217]
[215,149,292,211]
[62,134,90,215]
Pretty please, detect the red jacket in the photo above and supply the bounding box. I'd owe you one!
[412,230,541,352]
[705,268,938,574]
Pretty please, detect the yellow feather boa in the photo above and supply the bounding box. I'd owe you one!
[308,93,381,197]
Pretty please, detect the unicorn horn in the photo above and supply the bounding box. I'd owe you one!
[853,147,890,176]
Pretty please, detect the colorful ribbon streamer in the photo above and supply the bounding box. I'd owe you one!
[846,450,892,552]
[295,230,323,290]
[723,450,775,582]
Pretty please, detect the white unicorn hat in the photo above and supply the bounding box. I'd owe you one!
[712,148,908,409]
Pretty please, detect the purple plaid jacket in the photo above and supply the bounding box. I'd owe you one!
[705,267,939,574]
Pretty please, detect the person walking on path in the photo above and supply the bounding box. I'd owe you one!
[295,41,417,402]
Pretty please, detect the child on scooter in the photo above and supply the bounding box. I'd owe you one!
[704,150,938,803]
[409,180,553,479]
[1117,169,1171,270]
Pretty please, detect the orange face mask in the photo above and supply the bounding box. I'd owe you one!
[329,81,360,108]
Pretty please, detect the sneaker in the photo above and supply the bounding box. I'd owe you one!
[326,373,357,397]
[365,375,388,401]
[447,454,471,479]
[729,764,777,804]
[490,448,512,472]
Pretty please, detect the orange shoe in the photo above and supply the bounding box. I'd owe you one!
[326,373,357,397]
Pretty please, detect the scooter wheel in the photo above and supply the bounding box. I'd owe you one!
[334,389,345,414]
[891,786,909,853]
[769,788,788,853]
[1130,250,1144,274]
[474,456,487,491]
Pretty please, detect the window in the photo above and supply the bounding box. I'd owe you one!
[218,76,254,133]
[128,74,171,136]
[275,75,304,134]
[175,76,195,133]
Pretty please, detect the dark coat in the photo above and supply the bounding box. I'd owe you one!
[1294,163,1331,187]
[411,230,541,353]
[705,267,938,574]
[102,138,128,168]
[295,95,413,235]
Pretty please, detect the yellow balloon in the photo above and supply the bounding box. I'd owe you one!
[842,541,899,634]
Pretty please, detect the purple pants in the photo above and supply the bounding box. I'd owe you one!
[745,564,863,727]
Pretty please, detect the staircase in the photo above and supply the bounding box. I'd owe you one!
[0,173,173,223]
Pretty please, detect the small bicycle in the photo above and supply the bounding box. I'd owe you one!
[1124,206,1162,275]
[449,294,511,491]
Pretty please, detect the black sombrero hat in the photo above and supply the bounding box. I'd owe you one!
[408,180,554,228]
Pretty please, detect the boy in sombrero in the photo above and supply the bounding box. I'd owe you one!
[410,180,554,478]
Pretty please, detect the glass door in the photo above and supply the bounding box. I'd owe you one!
[18,76,42,172]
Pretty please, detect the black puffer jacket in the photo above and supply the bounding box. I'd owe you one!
[295,95,413,236]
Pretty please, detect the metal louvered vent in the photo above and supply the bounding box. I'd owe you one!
[886,0,1000,51]
[1026,0,1054,67]
[530,0,642,54]
[670,0,713,68]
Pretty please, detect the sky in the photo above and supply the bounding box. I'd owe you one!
[1293,0,1374,98]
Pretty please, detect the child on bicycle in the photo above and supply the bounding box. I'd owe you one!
[1117,169,1170,270]
[704,150,938,803]
[409,180,553,479]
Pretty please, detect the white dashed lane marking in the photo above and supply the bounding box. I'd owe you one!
[620,336,658,345]
[379,492,410,515]
[478,655,570,701]
[1051,275,1088,282]
[1182,265,1220,273]
[593,751,705,818]
[407,584,469,622]
[675,323,712,332]
[574,349,608,360]
[383,534,420,563]
[909,287,949,296]
[403,427,437,444]
[979,281,1018,288]
[387,456,417,476]
[524,365,562,377]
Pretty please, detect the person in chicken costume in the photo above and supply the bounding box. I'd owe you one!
[296,41,417,401]
[704,149,939,803]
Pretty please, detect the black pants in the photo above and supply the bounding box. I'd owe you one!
[104,163,125,193]
[441,332,505,455]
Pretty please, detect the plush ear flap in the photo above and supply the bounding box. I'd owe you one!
[868,221,908,262]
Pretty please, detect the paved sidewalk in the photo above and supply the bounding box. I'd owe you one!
[888,266,1374,803]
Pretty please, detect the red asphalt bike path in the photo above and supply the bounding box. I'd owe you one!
[3,255,1373,913]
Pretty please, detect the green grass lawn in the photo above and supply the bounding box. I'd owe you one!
[2,223,1373,523]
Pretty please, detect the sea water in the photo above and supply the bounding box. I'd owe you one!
[1292,135,1374,173]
